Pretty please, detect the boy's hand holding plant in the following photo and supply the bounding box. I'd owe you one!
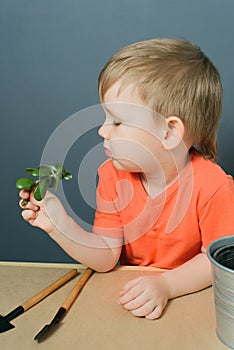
[16,163,73,233]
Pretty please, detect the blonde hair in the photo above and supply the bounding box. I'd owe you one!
[98,38,222,161]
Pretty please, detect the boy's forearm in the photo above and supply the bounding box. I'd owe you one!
[161,253,212,299]
[48,215,121,272]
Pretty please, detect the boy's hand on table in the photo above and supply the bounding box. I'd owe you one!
[118,254,212,320]
[118,274,169,319]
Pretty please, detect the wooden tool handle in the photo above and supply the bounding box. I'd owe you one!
[62,268,93,311]
[22,268,78,311]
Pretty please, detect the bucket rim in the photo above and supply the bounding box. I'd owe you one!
[207,235,234,274]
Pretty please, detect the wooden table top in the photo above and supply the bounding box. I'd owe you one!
[0,262,228,350]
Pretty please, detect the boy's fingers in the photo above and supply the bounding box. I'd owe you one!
[120,291,148,310]
[119,281,144,305]
[130,299,155,317]
[145,305,163,320]
[21,209,38,222]
[19,199,39,211]
[19,189,30,199]
[120,277,141,295]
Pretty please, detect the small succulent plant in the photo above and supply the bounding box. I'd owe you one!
[16,163,72,205]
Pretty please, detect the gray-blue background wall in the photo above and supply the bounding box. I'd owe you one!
[1,0,234,263]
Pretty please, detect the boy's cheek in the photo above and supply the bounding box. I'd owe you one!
[111,138,161,167]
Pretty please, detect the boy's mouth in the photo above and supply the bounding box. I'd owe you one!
[104,147,112,157]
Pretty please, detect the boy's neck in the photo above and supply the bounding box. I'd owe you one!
[140,150,190,198]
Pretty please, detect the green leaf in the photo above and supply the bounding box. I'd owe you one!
[25,166,51,178]
[16,163,73,198]
[33,179,48,201]
[38,165,51,178]
[16,177,35,190]
[31,169,40,177]
[25,168,37,176]
[45,176,52,187]
[44,176,55,187]
[62,171,72,181]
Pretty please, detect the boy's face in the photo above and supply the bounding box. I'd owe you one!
[99,81,167,174]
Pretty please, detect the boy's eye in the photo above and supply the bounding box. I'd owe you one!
[113,121,121,126]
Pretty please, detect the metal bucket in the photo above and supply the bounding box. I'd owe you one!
[208,235,234,349]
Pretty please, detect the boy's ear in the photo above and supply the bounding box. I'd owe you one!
[161,116,185,150]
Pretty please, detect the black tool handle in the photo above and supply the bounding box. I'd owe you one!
[4,269,78,322]
[5,306,24,322]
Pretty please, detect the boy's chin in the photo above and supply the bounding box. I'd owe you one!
[112,158,140,172]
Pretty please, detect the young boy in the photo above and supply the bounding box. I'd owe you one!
[19,38,234,320]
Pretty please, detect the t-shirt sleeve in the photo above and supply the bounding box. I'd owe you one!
[199,177,234,248]
[92,165,123,238]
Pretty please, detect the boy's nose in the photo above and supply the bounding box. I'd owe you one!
[98,123,110,139]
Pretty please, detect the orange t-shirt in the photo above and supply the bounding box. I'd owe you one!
[93,154,234,269]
